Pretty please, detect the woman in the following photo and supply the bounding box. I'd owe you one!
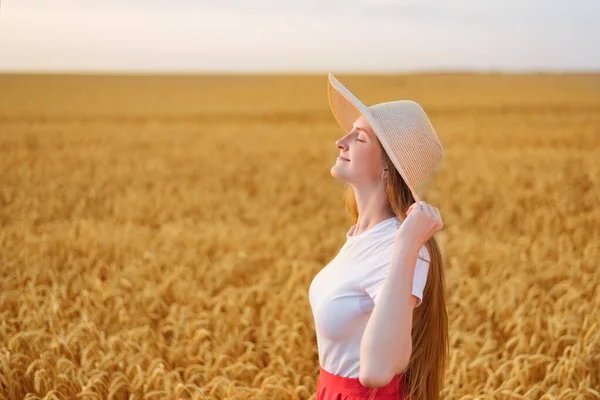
[308,74,449,400]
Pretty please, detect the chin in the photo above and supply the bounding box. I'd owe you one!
[330,167,349,182]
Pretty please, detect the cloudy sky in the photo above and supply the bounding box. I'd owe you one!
[1,0,598,73]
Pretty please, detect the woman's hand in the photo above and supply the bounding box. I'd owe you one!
[394,201,444,253]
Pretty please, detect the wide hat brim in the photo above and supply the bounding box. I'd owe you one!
[327,72,444,204]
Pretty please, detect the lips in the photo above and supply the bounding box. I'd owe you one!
[338,156,350,161]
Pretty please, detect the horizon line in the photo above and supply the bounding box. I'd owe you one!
[1,68,599,76]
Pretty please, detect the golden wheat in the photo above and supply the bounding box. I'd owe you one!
[0,74,599,399]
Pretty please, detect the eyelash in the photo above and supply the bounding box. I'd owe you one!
[355,138,364,142]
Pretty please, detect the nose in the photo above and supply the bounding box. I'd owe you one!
[336,135,348,151]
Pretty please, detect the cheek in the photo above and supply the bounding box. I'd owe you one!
[351,147,383,176]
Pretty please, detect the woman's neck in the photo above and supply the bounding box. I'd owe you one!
[351,186,395,236]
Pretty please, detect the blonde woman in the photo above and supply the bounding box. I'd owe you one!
[309,74,448,400]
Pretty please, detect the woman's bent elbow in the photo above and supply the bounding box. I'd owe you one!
[359,370,393,388]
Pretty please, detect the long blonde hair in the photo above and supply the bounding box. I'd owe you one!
[344,147,448,400]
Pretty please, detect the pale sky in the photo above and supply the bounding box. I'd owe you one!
[1,0,599,73]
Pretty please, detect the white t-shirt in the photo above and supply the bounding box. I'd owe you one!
[308,216,430,378]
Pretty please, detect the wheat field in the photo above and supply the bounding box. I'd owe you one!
[0,73,599,399]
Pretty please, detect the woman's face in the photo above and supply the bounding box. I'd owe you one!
[330,115,386,185]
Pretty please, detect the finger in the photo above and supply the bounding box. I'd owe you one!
[425,205,441,237]
[406,202,418,215]
[422,202,435,219]
[409,201,428,215]
[425,203,435,216]
[429,205,440,221]
[415,203,425,215]
[431,207,444,231]
[427,216,439,238]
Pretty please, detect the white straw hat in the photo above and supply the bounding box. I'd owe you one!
[327,73,444,203]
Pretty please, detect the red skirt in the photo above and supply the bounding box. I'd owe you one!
[315,365,406,400]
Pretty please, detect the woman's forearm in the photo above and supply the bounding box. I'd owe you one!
[359,244,419,387]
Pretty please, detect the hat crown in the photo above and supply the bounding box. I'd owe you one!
[367,101,444,189]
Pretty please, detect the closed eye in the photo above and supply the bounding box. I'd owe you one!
[355,138,364,142]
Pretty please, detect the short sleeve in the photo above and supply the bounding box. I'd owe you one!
[362,245,430,308]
